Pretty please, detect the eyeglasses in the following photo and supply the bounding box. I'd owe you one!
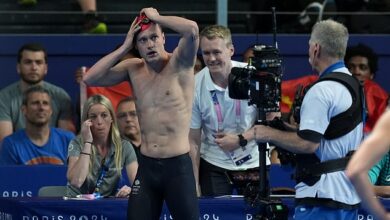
[117,111,137,119]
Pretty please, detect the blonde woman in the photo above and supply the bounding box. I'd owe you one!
[66,94,138,198]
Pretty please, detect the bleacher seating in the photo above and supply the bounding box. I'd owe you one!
[2,0,390,34]
[0,0,251,34]
[3,0,390,34]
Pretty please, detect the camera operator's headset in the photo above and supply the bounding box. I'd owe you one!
[293,72,366,186]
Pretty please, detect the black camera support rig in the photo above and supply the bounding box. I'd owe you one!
[229,7,289,219]
[256,7,289,220]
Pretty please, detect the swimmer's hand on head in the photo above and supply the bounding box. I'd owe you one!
[135,13,152,31]
[124,8,157,50]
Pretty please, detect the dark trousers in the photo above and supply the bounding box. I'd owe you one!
[199,158,260,196]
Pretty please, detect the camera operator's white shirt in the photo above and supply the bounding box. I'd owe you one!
[191,60,270,170]
[296,67,363,205]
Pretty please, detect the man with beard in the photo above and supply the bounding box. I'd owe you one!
[0,86,74,165]
[116,97,141,159]
[0,43,75,143]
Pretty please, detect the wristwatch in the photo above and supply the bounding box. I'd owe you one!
[238,134,248,148]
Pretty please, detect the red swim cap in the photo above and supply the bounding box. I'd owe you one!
[136,14,152,32]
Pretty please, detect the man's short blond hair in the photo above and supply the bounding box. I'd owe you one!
[200,25,232,47]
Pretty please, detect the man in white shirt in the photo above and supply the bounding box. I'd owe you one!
[189,25,270,197]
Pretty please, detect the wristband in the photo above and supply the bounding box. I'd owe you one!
[85,141,93,145]
[80,152,91,156]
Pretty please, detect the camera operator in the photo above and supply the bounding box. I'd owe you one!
[253,20,364,220]
[189,25,271,197]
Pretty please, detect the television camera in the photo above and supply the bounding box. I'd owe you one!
[228,7,290,220]
[228,44,282,112]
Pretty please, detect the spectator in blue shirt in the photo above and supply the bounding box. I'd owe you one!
[0,86,74,165]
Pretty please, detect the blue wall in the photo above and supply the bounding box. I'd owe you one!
[0,34,389,105]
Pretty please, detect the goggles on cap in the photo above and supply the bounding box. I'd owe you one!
[136,14,152,32]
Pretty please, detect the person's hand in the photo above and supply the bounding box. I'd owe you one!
[266,112,281,121]
[214,132,240,152]
[283,119,298,131]
[81,119,93,142]
[123,17,142,50]
[254,125,271,143]
[75,67,88,84]
[140,7,160,21]
[116,185,132,198]
[75,67,83,84]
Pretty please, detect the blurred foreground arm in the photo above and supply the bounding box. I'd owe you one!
[346,111,390,220]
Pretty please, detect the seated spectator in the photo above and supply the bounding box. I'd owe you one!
[345,43,389,133]
[66,94,138,198]
[345,43,378,82]
[77,0,107,34]
[116,97,141,159]
[18,0,107,34]
[0,86,75,165]
[368,149,390,197]
[0,43,75,143]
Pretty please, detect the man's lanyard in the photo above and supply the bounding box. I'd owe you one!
[94,156,111,195]
[210,90,253,167]
[320,61,345,78]
[210,90,241,132]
